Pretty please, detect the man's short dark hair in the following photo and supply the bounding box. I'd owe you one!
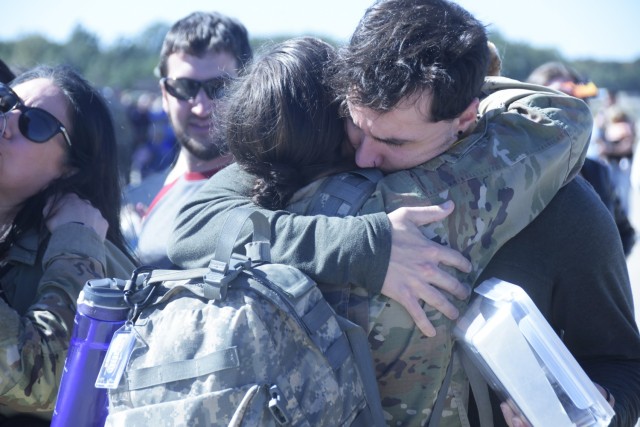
[332,0,489,122]
[156,11,253,78]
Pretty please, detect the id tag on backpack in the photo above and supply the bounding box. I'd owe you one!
[95,323,137,389]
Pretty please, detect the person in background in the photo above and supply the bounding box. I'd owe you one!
[526,61,636,256]
[125,92,153,184]
[0,65,136,425]
[526,61,599,100]
[595,89,637,216]
[122,11,252,267]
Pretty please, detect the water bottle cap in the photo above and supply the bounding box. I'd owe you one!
[77,278,129,320]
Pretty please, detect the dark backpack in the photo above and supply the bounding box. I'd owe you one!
[305,168,383,217]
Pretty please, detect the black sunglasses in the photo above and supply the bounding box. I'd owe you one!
[161,76,232,101]
[0,82,72,147]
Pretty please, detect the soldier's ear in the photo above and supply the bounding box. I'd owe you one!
[457,98,479,134]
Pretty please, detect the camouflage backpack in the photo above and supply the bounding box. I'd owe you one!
[104,208,385,427]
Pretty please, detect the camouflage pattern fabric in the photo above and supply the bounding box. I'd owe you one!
[300,77,593,426]
[106,232,383,426]
[0,223,135,416]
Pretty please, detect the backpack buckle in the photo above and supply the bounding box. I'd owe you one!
[204,258,252,301]
[267,385,290,425]
[204,260,237,300]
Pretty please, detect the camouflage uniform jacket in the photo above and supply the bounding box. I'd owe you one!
[169,77,592,426]
[0,222,135,417]
[288,77,592,426]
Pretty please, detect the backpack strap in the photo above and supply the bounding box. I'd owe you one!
[305,168,383,217]
[304,169,386,427]
[203,208,272,300]
[143,268,210,285]
[136,208,271,288]
[428,345,494,427]
[126,208,273,308]
[460,347,494,427]
[213,208,271,265]
[427,346,457,427]
[122,347,240,391]
[228,384,268,427]
[337,316,386,427]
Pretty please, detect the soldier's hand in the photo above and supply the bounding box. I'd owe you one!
[382,203,472,337]
[44,193,109,241]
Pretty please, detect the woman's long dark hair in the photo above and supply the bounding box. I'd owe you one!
[0,65,132,258]
[221,37,353,209]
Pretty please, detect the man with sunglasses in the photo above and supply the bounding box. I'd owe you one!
[127,11,252,268]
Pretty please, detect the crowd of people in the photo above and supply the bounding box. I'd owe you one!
[0,0,639,426]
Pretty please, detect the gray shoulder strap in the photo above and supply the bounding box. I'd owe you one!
[428,348,456,427]
[459,347,494,427]
[337,316,386,427]
[305,168,383,217]
[428,345,494,427]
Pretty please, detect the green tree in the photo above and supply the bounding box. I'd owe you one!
[63,25,100,72]
[2,24,639,93]
[488,32,564,81]
[6,35,63,72]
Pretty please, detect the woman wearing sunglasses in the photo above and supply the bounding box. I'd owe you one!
[0,65,136,424]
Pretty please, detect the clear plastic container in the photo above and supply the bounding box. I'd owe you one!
[453,278,615,427]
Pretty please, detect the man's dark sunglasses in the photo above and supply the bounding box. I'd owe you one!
[161,76,233,102]
[0,82,72,147]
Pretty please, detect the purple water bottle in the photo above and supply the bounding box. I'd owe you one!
[51,278,129,427]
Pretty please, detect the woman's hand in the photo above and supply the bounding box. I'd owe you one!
[44,193,108,240]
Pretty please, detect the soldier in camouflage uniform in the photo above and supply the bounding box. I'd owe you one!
[169,18,592,426]
[0,66,136,423]
[348,77,590,426]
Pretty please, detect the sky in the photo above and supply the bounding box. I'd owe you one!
[2,0,640,62]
